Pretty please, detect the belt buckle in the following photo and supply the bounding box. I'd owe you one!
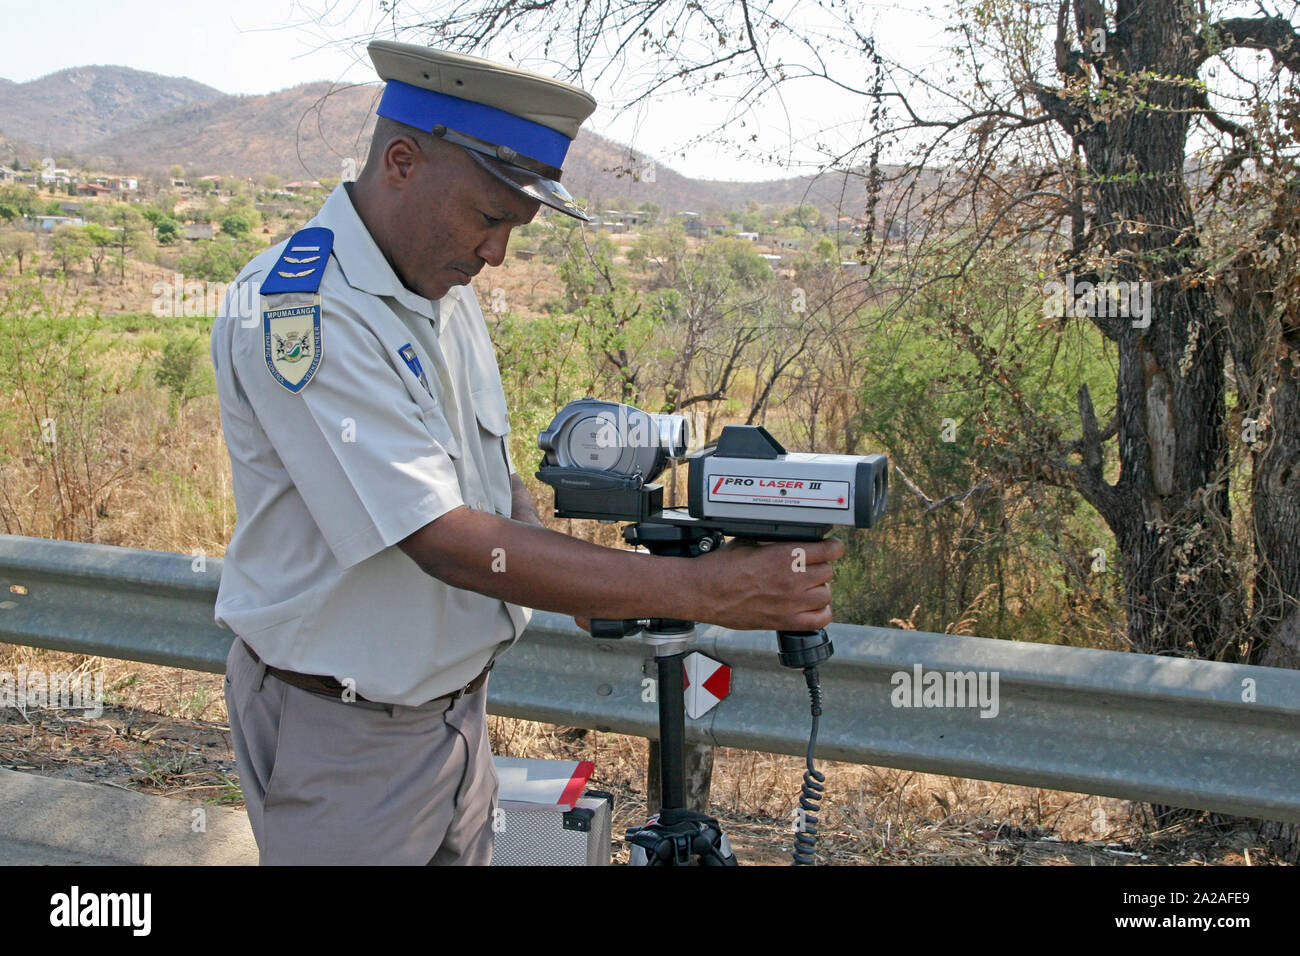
[451,661,491,701]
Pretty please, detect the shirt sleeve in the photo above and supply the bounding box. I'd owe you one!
[221,278,465,569]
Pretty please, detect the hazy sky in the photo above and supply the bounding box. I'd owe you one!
[0,0,952,181]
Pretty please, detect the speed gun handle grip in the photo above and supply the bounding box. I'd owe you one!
[590,618,642,639]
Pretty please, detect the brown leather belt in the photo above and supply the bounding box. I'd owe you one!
[241,640,491,706]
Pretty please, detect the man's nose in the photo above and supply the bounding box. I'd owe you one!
[477,228,511,268]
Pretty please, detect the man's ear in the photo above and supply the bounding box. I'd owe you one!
[382,136,420,186]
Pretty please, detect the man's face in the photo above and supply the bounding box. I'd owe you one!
[385,137,541,301]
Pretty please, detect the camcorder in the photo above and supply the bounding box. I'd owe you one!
[536,398,890,865]
[537,397,887,637]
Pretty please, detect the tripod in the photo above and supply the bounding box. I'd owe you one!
[535,405,878,864]
[624,621,738,866]
[593,516,833,866]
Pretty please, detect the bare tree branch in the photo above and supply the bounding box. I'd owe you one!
[1202,15,1300,71]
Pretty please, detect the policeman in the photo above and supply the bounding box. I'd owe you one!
[212,41,844,865]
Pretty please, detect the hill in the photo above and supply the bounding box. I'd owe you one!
[0,64,922,218]
[83,81,380,182]
[0,66,224,153]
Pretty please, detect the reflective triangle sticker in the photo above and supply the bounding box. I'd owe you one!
[684,652,732,719]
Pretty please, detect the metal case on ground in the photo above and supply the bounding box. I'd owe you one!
[491,791,613,866]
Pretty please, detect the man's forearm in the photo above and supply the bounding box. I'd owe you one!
[400,504,700,623]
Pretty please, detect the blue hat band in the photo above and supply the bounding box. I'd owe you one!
[377,79,572,171]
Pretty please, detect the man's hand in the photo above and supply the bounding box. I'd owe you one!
[510,473,545,528]
[571,539,841,634]
[690,537,844,632]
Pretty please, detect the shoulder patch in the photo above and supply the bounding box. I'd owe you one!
[264,302,322,394]
[262,227,332,393]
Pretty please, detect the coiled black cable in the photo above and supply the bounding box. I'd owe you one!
[792,665,825,865]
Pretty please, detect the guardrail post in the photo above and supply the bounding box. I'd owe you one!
[647,740,714,812]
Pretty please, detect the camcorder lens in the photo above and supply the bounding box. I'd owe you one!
[654,414,690,458]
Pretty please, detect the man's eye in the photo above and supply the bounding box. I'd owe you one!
[482,212,503,225]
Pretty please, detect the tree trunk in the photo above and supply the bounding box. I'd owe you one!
[1217,183,1300,860]
[1251,354,1300,860]
[1055,0,1239,658]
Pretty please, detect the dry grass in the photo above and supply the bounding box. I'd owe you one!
[32,260,187,317]
[97,395,234,556]
[468,249,568,316]
[0,387,233,555]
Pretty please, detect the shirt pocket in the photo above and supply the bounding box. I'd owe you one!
[419,404,462,460]
[473,387,513,518]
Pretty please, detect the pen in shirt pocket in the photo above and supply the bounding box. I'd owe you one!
[398,343,432,395]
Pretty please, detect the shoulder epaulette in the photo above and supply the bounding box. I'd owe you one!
[260,227,335,295]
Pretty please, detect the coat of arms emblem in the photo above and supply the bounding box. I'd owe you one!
[263,304,322,393]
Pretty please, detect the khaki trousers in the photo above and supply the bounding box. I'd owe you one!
[224,639,497,865]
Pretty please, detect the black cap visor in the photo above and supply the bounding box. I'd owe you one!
[464,148,594,223]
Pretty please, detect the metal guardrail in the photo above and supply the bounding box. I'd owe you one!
[1,533,1298,823]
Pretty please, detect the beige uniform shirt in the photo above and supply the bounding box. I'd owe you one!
[211,184,530,705]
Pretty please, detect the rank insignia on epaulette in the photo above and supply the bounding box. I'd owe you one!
[260,227,333,393]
